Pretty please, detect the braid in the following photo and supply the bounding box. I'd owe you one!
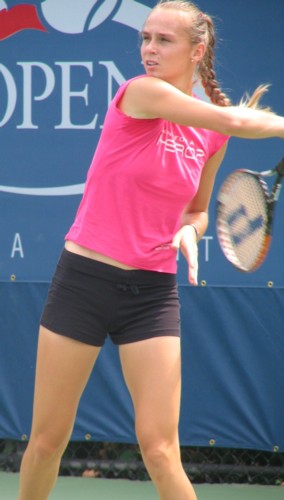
[198,15,232,107]
[199,16,271,110]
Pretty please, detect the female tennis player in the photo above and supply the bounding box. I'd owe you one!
[18,1,284,499]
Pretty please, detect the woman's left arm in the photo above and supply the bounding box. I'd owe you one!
[172,143,227,285]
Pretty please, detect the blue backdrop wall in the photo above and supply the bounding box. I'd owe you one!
[0,0,284,452]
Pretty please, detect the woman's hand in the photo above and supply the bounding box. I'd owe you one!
[172,225,199,286]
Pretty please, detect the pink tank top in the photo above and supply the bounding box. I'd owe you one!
[65,76,228,273]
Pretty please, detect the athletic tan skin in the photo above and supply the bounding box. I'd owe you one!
[18,2,284,499]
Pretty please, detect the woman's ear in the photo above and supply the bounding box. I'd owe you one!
[191,43,206,63]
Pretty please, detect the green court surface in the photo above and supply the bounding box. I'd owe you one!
[1,472,284,499]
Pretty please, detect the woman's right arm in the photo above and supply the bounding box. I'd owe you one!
[119,76,284,140]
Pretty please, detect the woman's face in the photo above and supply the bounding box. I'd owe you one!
[141,9,196,90]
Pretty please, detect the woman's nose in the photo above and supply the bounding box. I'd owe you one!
[148,41,157,53]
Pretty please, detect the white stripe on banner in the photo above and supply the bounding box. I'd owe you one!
[0,184,85,196]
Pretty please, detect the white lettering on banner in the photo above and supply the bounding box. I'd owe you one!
[2,233,214,263]
[55,62,98,129]
[203,236,213,262]
[179,236,213,263]
[11,233,24,258]
[98,61,125,111]
[17,62,55,129]
[0,60,126,129]
[0,64,17,127]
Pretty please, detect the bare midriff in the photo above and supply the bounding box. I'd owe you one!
[65,240,137,270]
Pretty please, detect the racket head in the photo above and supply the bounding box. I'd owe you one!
[216,170,272,272]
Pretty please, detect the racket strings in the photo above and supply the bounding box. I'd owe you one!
[217,172,269,271]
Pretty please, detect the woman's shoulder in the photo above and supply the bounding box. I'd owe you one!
[115,74,169,101]
[116,74,147,94]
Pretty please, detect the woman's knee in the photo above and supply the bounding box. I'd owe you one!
[27,432,68,463]
[138,431,180,475]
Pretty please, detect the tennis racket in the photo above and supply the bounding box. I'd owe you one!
[216,156,284,272]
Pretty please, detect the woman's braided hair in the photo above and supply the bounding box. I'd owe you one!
[151,0,270,110]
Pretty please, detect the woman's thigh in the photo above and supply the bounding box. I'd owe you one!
[119,336,181,442]
[30,326,101,446]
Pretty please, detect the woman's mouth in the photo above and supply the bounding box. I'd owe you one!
[145,60,158,67]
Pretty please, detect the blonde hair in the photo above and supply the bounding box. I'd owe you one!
[149,0,271,110]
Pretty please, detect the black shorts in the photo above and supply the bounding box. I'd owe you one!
[40,249,181,347]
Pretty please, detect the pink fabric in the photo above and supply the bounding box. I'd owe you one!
[66,76,229,273]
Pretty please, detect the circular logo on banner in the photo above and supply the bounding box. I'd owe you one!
[0,0,151,196]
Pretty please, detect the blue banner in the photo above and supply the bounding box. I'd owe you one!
[0,0,283,286]
[0,0,284,451]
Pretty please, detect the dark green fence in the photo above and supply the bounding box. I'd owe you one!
[1,440,283,485]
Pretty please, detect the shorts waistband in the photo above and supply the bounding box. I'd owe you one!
[60,248,177,286]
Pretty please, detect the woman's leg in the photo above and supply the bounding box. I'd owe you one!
[18,326,101,500]
[119,336,197,500]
